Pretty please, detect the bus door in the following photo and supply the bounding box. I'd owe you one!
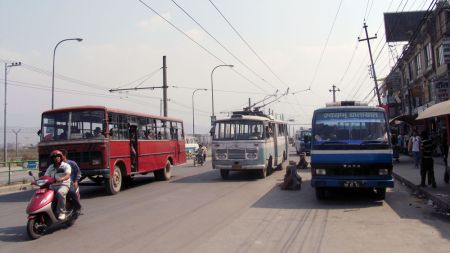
[129,125,138,172]
[266,122,276,164]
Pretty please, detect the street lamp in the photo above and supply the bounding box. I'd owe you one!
[192,88,207,136]
[3,61,21,163]
[52,38,83,109]
[210,64,233,121]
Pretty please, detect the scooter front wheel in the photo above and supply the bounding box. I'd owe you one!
[27,217,46,240]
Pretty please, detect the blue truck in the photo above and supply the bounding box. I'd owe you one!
[310,101,394,200]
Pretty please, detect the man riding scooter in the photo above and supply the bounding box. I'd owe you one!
[44,150,72,220]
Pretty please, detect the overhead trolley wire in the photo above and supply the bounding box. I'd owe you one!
[137,0,268,93]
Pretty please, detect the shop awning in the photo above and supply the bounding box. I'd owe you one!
[389,114,417,125]
[416,100,450,120]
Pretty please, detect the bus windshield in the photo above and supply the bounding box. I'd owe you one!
[313,111,387,144]
[41,110,105,141]
[213,121,265,140]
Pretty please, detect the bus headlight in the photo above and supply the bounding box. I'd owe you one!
[246,153,257,159]
[378,169,389,175]
[316,169,326,175]
[215,150,227,160]
[91,158,102,166]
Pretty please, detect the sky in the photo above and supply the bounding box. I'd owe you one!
[0,0,434,146]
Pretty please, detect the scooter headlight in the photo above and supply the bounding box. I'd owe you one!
[36,179,48,187]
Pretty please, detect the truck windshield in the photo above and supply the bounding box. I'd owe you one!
[213,121,264,140]
[313,111,388,145]
[41,110,105,141]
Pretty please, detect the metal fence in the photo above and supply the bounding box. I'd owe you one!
[0,160,38,185]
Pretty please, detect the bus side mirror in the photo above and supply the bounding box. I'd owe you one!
[37,130,41,136]
[209,127,214,136]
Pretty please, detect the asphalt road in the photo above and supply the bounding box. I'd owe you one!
[1,150,450,253]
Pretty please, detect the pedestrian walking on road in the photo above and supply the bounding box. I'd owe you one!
[409,131,421,168]
[420,131,436,188]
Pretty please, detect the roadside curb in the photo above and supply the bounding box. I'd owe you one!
[0,182,34,195]
[393,172,450,211]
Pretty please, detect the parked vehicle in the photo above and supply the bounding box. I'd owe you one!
[185,136,199,159]
[37,106,186,195]
[310,101,394,200]
[294,129,312,155]
[26,171,80,240]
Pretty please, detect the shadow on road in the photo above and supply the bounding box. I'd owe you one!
[0,190,34,203]
[170,169,279,184]
[0,225,27,242]
[252,181,384,210]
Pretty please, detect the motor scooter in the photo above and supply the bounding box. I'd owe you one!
[193,152,204,167]
[26,171,80,240]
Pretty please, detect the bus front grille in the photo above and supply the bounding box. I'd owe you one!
[228,149,246,159]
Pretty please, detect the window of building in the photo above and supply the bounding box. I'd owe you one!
[416,53,422,76]
[424,43,433,69]
[436,44,444,67]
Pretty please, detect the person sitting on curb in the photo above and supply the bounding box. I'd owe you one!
[297,153,308,170]
[281,161,302,190]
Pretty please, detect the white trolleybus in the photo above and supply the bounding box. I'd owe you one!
[211,110,289,179]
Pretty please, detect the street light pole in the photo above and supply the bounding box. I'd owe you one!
[52,38,83,109]
[192,88,207,136]
[11,129,21,158]
[210,64,233,121]
[3,62,21,163]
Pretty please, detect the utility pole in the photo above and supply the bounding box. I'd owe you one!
[162,56,168,117]
[109,56,169,116]
[329,84,340,102]
[359,22,382,106]
[4,61,21,163]
[11,129,20,158]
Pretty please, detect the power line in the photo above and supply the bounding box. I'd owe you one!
[208,0,289,89]
[171,0,277,91]
[137,0,268,92]
[307,0,343,90]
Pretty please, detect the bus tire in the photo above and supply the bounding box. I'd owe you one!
[105,166,122,195]
[374,188,386,200]
[267,156,273,175]
[315,187,325,200]
[220,169,229,179]
[155,161,172,181]
[259,167,267,179]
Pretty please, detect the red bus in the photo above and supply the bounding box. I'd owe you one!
[38,105,186,194]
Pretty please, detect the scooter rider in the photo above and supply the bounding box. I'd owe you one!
[62,151,82,212]
[44,150,71,220]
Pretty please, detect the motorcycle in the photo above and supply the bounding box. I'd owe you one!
[193,152,204,167]
[26,171,80,240]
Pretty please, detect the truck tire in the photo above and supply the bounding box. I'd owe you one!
[374,188,386,200]
[315,187,326,200]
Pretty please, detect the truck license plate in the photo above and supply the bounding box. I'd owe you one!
[343,181,360,188]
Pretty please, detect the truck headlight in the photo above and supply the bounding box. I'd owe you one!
[316,169,326,175]
[378,169,389,175]
[91,158,102,166]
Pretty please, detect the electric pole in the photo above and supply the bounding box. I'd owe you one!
[329,84,340,102]
[109,56,169,116]
[358,22,382,106]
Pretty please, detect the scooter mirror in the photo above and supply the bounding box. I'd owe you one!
[28,171,33,177]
